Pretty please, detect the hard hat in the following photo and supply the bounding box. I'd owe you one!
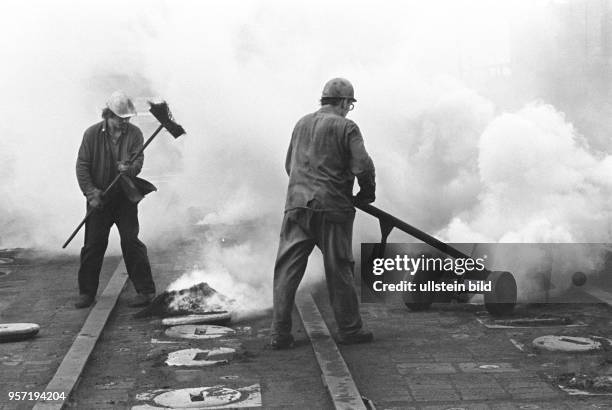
[321,78,356,102]
[106,91,137,118]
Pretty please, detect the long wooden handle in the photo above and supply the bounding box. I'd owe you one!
[355,203,469,259]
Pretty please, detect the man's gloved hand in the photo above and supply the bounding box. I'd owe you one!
[117,161,131,174]
[354,170,376,206]
[353,191,375,206]
[86,189,103,209]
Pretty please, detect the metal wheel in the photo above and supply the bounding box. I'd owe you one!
[484,271,517,316]
[402,270,435,311]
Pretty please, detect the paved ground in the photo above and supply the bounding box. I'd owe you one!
[3,243,612,409]
[316,286,612,409]
[67,243,332,409]
[0,248,119,410]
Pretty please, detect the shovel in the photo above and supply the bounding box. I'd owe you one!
[62,100,186,248]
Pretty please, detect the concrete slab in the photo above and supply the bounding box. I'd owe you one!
[33,260,127,410]
[295,292,366,410]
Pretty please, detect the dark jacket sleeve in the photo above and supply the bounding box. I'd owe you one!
[76,129,97,196]
[285,127,296,176]
[347,121,376,202]
[126,126,144,177]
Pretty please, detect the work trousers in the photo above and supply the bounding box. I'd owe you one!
[77,193,156,297]
[271,207,363,338]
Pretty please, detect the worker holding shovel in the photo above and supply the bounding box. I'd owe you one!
[270,78,376,349]
[73,91,156,309]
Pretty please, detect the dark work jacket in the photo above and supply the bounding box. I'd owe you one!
[76,121,144,197]
[284,106,375,212]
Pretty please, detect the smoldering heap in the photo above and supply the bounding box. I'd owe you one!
[134,282,234,318]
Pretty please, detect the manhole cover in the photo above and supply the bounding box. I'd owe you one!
[166,348,235,367]
[161,312,231,326]
[133,384,261,409]
[154,386,242,407]
[0,258,13,264]
[533,335,603,352]
[478,364,500,369]
[0,323,40,343]
[165,325,235,340]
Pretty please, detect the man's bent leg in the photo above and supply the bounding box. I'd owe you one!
[318,212,364,337]
[77,206,113,297]
[271,209,315,338]
[116,197,156,295]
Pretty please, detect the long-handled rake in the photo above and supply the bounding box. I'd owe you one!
[62,101,186,248]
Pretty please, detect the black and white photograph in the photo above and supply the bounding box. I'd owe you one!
[2,0,612,409]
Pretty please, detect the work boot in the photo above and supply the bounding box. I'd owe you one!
[128,292,155,308]
[270,334,294,350]
[74,294,95,309]
[337,329,374,345]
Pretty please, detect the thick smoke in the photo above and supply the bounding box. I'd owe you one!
[1,1,609,308]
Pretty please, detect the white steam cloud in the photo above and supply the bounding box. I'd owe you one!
[1,0,610,307]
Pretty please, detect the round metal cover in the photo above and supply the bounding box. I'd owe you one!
[533,335,601,352]
[0,323,39,342]
[165,348,235,367]
[165,325,235,340]
[161,312,231,326]
[153,386,241,408]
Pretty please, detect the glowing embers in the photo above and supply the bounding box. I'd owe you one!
[532,335,612,352]
[132,384,261,409]
[165,325,235,340]
[135,282,233,319]
[165,348,235,367]
[162,312,231,326]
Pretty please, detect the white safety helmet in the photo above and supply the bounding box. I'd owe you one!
[106,90,137,118]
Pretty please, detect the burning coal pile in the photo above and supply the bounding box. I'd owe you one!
[134,282,234,318]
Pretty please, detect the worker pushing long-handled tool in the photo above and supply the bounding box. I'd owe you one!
[62,100,185,249]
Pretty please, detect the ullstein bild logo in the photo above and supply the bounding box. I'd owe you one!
[371,254,486,276]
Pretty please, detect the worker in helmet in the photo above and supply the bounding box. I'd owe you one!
[270,78,376,349]
[74,91,156,309]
